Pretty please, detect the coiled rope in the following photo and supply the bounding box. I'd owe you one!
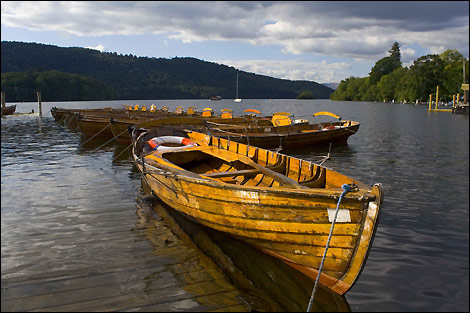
[306,183,352,312]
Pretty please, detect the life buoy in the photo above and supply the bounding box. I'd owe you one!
[322,125,340,130]
[147,136,197,152]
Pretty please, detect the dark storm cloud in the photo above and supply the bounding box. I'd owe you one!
[1,1,468,60]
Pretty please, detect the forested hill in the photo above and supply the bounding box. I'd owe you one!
[1,41,333,102]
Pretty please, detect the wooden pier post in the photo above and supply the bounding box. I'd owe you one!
[464,59,467,104]
[435,85,439,110]
[37,91,42,116]
[428,94,432,110]
[1,92,5,109]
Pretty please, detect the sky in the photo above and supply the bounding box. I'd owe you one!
[1,1,469,84]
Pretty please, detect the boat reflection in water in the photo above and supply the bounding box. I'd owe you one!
[138,183,351,312]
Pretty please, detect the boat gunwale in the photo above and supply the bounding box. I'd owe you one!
[137,156,374,201]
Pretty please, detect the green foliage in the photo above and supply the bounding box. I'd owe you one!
[376,67,407,102]
[440,49,468,99]
[330,76,369,101]
[369,42,402,85]
[296,91,315,99]
[331,41,469,103]
[1,70,116,102]
[0,41,334,101]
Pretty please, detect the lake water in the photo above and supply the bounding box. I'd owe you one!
[2,99,468,312]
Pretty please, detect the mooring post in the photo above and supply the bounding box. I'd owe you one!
[435,85,439,110]
[37,91,42,116]
[1,92,5,109]
[452,94,456,113]
[428,94,432,110]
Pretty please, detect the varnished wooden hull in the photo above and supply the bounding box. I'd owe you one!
[209,121,360,149]
[132,130,383,295]
[77,117,114,138]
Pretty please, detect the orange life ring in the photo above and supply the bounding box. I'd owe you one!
[147,136,197,152]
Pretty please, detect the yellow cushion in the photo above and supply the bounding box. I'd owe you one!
[271,114,292,126]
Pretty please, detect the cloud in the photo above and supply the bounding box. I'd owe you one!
[1,1,468,82]
[401,48,417,67]
[1,1,468,61]
[215,59,351,83]
[85,44,106,52]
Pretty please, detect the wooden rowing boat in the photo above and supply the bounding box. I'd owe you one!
[1,105,16,116]
[51,106,180,123]
[131,128,383,295]
[206,111,359,150]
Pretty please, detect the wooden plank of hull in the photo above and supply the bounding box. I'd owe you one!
[77,118,113,138]
[258,248,352,294]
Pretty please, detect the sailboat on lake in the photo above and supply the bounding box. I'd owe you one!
[234,71,242,102]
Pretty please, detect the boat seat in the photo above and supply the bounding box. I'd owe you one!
[272,112,293,127]
[221,108,233,119]
[175,106,184,115]
[202,107,213,117]
[187,107,197,115]
[202,168,261,178]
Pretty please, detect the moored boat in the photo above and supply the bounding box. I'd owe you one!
[206,111,360,150]
[1,104,16,116]
[131,128,383,295]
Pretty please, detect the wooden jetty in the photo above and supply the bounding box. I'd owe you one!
[428,85,469,114]
[1,196,250,312]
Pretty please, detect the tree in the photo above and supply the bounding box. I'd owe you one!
[369,42,402,84]
[389,42,402,69]
[407,54,444,101]
[440,49,468,97]
[297,91,314,99]
[376,67,407,102]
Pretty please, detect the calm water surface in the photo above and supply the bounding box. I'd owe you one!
[2,99,468,311]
